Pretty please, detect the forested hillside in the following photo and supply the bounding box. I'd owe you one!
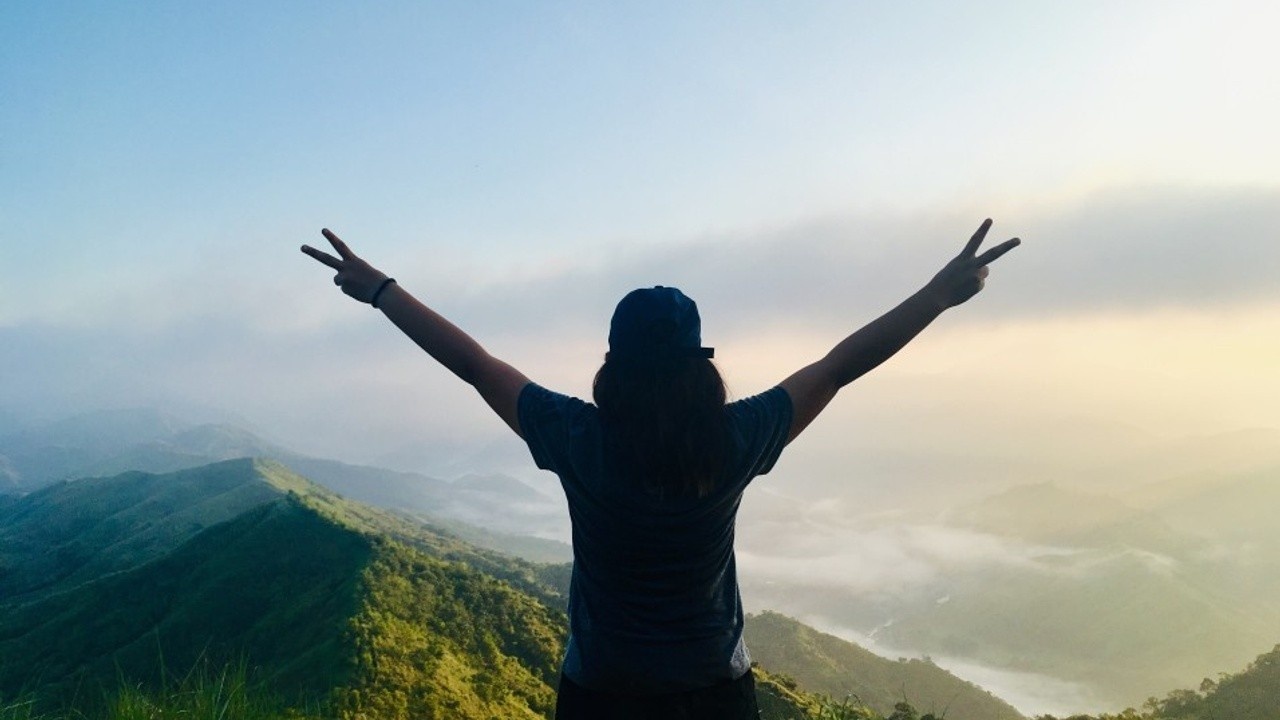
[1,489,568,716]
[0,458,977,719]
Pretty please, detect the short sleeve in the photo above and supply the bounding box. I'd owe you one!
[725,386,793,479]
[517,382,592,474]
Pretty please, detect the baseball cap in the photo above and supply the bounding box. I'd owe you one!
[607,286,714,359]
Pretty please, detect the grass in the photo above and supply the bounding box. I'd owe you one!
[1,661,321,720]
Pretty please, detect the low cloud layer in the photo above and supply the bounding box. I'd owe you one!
[736,487,1068,594]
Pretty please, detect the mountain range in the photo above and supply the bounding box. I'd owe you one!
[5,407,1280,717]
[0,455,1025,719]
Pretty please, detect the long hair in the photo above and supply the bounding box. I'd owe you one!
[592,353,730,498]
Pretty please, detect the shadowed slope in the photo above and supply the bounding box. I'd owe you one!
[746,611,1025,720]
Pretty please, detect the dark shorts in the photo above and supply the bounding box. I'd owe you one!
[555,670,761,720]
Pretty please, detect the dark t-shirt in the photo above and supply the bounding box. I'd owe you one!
[518,382,792,693]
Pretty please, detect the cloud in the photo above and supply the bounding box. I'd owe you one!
[735,488,1069,594]
[408,183,1280,349]
[4,183,1278,487]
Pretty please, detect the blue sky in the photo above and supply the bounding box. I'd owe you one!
[3,1,1279,493]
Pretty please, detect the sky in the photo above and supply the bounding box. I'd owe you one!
[3,0,1280,502]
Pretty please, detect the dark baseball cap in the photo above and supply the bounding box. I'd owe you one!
[607,286,714,359]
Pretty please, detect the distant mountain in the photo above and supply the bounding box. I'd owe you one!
[0,408,189,488]
[406,511,574,565]
[72,422,288,479]
[0,407,187,455]
[453,472,548,501]
[1145,466,1280,546]
[950,482,1198,556]
[0,407,273,489]
[745,612,1025,720]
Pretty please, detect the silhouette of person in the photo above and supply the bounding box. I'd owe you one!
[302,220,1019,719]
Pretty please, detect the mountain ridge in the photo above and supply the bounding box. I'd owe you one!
[0,410,571,563]
[0,457,1024,719]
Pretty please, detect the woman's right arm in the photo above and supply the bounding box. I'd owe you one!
[778,219,1019,443]
[302,229,530,438]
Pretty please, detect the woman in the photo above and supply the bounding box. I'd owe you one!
[302,220,1019,719]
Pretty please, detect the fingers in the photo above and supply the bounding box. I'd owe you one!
[974,237,1021,266]
[301,244,343,270]
[322,228,355,260]
[962,218,993,256]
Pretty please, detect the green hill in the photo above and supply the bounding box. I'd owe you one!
[0,498,372,702]
[0,492,567,717]
[0,457,1020,719]
[746,611,1025,720]
[0,459,284,603]
[0,458,567,609]
[0,409,572,564]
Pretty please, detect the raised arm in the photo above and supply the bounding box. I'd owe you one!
[779,219,1019,443]
[301,229,530,437]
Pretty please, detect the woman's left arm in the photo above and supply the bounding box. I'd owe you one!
[302,228,529,437]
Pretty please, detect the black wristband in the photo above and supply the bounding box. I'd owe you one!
[370,277,396,308]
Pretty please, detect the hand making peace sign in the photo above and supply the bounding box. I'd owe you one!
[301,229,394,306]
[924,219,1021,309]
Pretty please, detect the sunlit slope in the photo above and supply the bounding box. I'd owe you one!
[0,459,285,603]
[0,498,371,701]
[0,493,568,718]
[745,611,1025,720]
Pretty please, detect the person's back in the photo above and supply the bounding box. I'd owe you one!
[302,219,1019,719]
[520,377,790,695]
